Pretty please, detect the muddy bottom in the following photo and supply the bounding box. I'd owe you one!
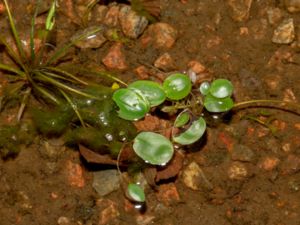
[0,0,300,225]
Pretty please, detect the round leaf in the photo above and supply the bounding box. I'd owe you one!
[127,183,145,202]
[163,73,192,100]
[209,79,233,98]
[133,132,174,165]
[112,88,150,121]
[174,111,190,128]
[204,94,234,113]
[128,80,166,106]
[199,81,210,95]
[173,117,206,145]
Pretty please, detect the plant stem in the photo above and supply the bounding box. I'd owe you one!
[233,99,300,111]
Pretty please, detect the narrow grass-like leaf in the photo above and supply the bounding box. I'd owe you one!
[45,66,88,85]
[3,0,27,63]
[30,0,41,63]
[46,26,102,65]
[0,63,26,78]
[0,36,27,72]
[17,87,31,121]
[34,72,98,99]
[59,89,85,127]
[133,132,174,165]
[33,84,61,104]
[173,117,206,145]
[45,0,56,31]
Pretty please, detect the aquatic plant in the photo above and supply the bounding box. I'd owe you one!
[0,0,135,157]
[113,72,300,203]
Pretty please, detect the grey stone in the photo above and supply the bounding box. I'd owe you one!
[231,144,256,162]
[71,26,107,49]
[92,169,120,196]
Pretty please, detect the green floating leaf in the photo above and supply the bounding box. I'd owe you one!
[128,80,166,107]
[127,183,145,203]
[199,81,210,96]
[174,111,190,128]
[163,73,192,100]
[113,88,150,121]
[204,94,234,113]
[209,79,233,98]
[133,132,174,165]
[173,117,206,145]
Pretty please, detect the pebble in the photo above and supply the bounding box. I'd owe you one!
[285,0,300,13]
[281,154,300,175]
[266,7,283,25]
[156,183,180,206]
[154,53,175,71]
[141,22,178,49]
[258,156,280,171]
[93,5,108,23]
[227,162,251,180]
[65,160,85,188]
[182,161,213,191]
[92,169,120,196]
[134,65,151,79]
[272,18,295,44]
[231,144,256,162]
[57,216,70,225]
[97,199,120,225]
[102,42,128,70]
[103,5,120,27]
[227,0,253,22]
[71,26,107,49]
[119,5,148,39]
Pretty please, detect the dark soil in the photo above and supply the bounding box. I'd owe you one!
[0,0,300,225]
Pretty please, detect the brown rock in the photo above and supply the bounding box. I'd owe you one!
[285,0,300,12]
[281,154,300,175]
[156,183,180,206]
[134,65,151,79]
[97,199,120,225]
[65,160,85,188]
[103,5,120,27]
[187,60,206,74]
[102,42,128,70]
[272,18,295,44]
[93,5,108,23]
[154,53,175,71]
[119,5,148,39]
[231,144,256,162]
[227,0,253,22]
[141,23,178,49]
[258,156,280,171]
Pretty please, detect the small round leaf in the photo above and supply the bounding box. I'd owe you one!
[163,73,192,100]
[133,132,174,165]
[199,81,210,95]
[209,79,233,98]
[174,111,190,128]
[127,183,145,202]
[204,94,234,113]
[128,80,166,106]
[173,117,206,145]
[112,88,150,121]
